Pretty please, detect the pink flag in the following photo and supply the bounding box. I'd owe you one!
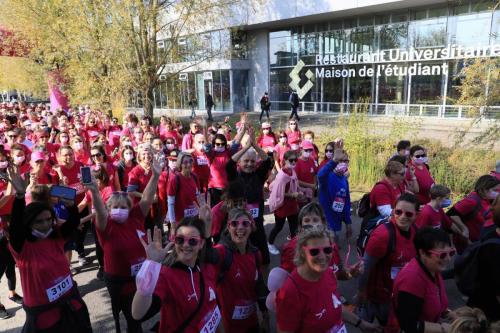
[47,70,69,112]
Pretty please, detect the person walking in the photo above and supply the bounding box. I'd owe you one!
[259,92,271,123]
[206,92,214,121]
[189,97,197,119]
[289,90,300,121]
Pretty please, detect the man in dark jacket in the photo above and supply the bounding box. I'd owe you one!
[206,92,214,121]
[259,92,271,123]
[289,90,300,121]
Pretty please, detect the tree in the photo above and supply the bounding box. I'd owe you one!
[1,0,250,117]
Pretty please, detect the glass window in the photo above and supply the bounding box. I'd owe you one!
[230,29,247,59]
[359,16,373,27]
[391,11,408,23]
[299,33,318,64]
[270,68,292,103]
[270,30,291,39]
[409,17,447,48]
[232,70,249,112]
[269,36,293,67]
[348,26,374,54]
[322,68,344,103]
[375,15,390,25]
[409,62,445,104]
[446,59,465,104]
[212,70,222,111]
[348,65,374,103]
[377,23,408,50]
[377,64,407,104]
[448,11,491,46]
[324,29,345,56]
[221,70,231,111]
[154,87,161,108]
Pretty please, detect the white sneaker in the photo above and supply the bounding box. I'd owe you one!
[268,243,280,255]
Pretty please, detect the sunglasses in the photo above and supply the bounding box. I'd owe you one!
[428,248,456,259]
[303,245,333,256]
[215,142,225,147]
[7,135,17,138]
[415,154,427,158]
[279,136,287,139]
[91,153,102,158]
[175,235,201,246]
[339,159,350,163]
[289,123,296,125]
[288,159,297,163]
[394,209,415,218]
[229,220,252,228]
[304,149,313,152]
[325,149,333,152]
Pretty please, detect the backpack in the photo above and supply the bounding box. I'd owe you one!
[446,193,482,222]
[356,217,394,257]
[217,244,260,285]
[454,237,500,297]
[357,181,392,218]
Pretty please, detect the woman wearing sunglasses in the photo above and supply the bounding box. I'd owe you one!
[357,193,419,327]
[276,225,381,333]
[386,227,456,333]
[89,144,120,191]
[132,208,222,333]
[407,145,434,205]
[268,150,303,255]
[215,208,270,333]
[285,119,301,151]
[87,155,163,333]
[273,130,291,172]
[319,141,335,170]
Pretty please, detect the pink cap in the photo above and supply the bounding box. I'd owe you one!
[301,141,314,150]
[31,151,46,162]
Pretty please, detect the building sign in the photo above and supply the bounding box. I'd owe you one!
[203,71,213,80]
[289,43,500,98]
[179,73,188,81]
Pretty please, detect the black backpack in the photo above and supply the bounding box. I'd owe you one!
[217,244,260,285]
[454,237,500,297]
[357,181,391,218]
[356,217,394,257]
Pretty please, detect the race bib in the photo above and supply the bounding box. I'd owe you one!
[331,197,345,213]
[46,275,73,302]
[88,130,99,137]
[246,203,259,219]
[232,302,256,320]
[111,131,121,137]
[69,182,84,193]
[199,305,221,333]
[391,266,402,280]
[184,206,198,218]
[131,261,144,277]
[327,324,347,333]
[197,157,208,166]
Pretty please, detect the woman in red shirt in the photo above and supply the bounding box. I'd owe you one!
[276,225,378,333]
[406,145,434,204]
[285,119,301,151]
[273,130,291,172]
[267,150,303,255]
[319,141,335,170]
[132,212,222,333]
[89,144,120,190]
[88,155,162,333]
[6,167,92,332]
[115,146,137,191]
[357,193,419,327]
[71,136,91,165]
[386,227,455,333]
[215,208,270,332]
[257,122,277,155]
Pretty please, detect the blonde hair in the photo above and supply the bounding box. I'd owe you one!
[293,225,333,267]
[450,307,500,333]
[106,193,132,209]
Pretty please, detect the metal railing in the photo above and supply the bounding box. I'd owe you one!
[270,101,500,119]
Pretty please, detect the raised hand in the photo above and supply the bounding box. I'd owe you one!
[139,226,169,263]
[332,139,347,162]
[194,192,212,225]
[152,154,165,175]
[6,166,28,194]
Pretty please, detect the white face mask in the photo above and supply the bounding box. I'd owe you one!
[0,161,8,169]
[13,156,25,164]
[32,227,53,239]
[166,144,175,151]
[414,156,428,164]
[291,144,299,151]
[302,151,311,158]
[214,146,225,153]
[124,153,134,162]
[487,190,499,200]
[110,208,129,223]
[168,160,176,170]
[196,143,204,151]
[325,152,333,159]
[60,137,69,143]
[279,138,286,144]
[73,142,83,150]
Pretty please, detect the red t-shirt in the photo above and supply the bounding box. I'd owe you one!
[285,130,301,146]
[491,171,500,182]
[365,219,417,303]
[192,150,210,190]
[51,162,85,202]
[215,245,261,332]
[370,179,406,209]
[92,163,117,190]
[274,144,291,166]
[167,173,199,223]
[208,150,231,190]
[85,125,101,142]
[257,134,277,150]
[0,180,13,216]
[74,150,91,166]
[84,186,114,207]
[274,169,299,218]
[210,202,227,237]
[280,237,341,274]
[416,204,452,230]
[96,205,147,295]
[10,236,81,329]
[406,162,434,204]
[295,157,317,185]
[128,164,153,193]
[154,263,220,333]
[453,192,492,242]
[276,268,344,333]
[386,258,448,333]
[108,125,123,147]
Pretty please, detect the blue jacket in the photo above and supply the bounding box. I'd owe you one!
[318,160,352,226]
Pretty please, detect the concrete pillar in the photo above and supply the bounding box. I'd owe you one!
[248,29,269,113]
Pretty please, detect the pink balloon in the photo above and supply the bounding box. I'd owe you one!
[267,267,288,292]
[266,291,276,312]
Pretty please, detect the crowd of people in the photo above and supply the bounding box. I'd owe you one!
[0,100,499,333]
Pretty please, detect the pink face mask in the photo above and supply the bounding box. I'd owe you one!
[334,162,348,175]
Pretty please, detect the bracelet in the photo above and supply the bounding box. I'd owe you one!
[355,318,362,327]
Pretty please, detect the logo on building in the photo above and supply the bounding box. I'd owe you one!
[289,59,314,99]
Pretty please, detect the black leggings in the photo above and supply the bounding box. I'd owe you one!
[259,109,269,121]
[268,213,299,245]
[250,216,270,265]
[75,208,90,258]
[0,240,16,291]
[91,224,104,269]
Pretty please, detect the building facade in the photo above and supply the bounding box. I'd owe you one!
[150,0,500,118]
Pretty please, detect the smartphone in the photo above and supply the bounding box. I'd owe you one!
[80,166,92,185]
[50,185,77,201]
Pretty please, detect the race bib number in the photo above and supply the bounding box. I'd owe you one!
[246,203,259,219]
[197,157,208,166]
[327,324,347,333]
[131,261,144,277]
[232,302,256,320]
[111,131,121,137]
[200,305,221,333]
[332,197,345,213]
[391,266,402,280]
[47,275,73,302]
[184,206,198,218]
[88,130,99,137]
